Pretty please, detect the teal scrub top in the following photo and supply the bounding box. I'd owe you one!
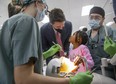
[0,13,43,84]
[87,26,113,68]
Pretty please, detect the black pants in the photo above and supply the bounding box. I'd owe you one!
[113,0,116,16]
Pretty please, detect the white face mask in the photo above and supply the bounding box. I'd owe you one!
[89,19,101,29]
[35,8,45,22]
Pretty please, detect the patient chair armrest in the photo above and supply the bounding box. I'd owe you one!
[110,53,116,65]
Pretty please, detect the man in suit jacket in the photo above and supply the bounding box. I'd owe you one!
[40,8,72,64]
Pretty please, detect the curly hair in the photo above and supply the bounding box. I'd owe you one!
[74,30,88,45]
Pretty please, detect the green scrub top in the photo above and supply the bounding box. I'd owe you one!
[0,13,43,84]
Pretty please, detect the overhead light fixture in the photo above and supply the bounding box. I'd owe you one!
[106,21,114,26]
[41,15,49,24]
[81,5,94,16]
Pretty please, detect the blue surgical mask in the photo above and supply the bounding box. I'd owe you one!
[89,19,100,29]
[35,8,45,22]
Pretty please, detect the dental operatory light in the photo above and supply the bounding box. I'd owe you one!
[81,5,94,16]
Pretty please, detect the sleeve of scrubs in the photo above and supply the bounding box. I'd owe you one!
[107,27,113,39]
[11,16,39,66]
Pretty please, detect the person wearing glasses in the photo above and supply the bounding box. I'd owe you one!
[0,0,93,84]
[87,6,115,79]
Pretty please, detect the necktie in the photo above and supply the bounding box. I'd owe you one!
[56,32,64,56]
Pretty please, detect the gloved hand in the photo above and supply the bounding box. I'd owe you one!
[69,71,93,84]
[43,44,61,59]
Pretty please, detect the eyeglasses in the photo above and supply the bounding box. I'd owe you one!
[89,15,103,20]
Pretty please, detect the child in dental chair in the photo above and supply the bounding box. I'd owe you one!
[69,30,94,73]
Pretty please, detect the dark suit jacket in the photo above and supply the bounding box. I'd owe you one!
[113,0,116,16]
[40,21,72,54]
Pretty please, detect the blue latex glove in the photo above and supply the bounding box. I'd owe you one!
[70,71,93,84]
[43,44,61,59]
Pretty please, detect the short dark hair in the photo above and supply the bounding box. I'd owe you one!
[75,30,88,45]
[49,8,66,24]
[89,6,105,18]
[8,2,21,17]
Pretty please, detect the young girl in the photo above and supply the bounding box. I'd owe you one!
[69,30,94,73]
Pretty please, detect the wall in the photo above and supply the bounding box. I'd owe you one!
[0,0,10,29]
[0,0,115,32]
[45,0,115,32]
